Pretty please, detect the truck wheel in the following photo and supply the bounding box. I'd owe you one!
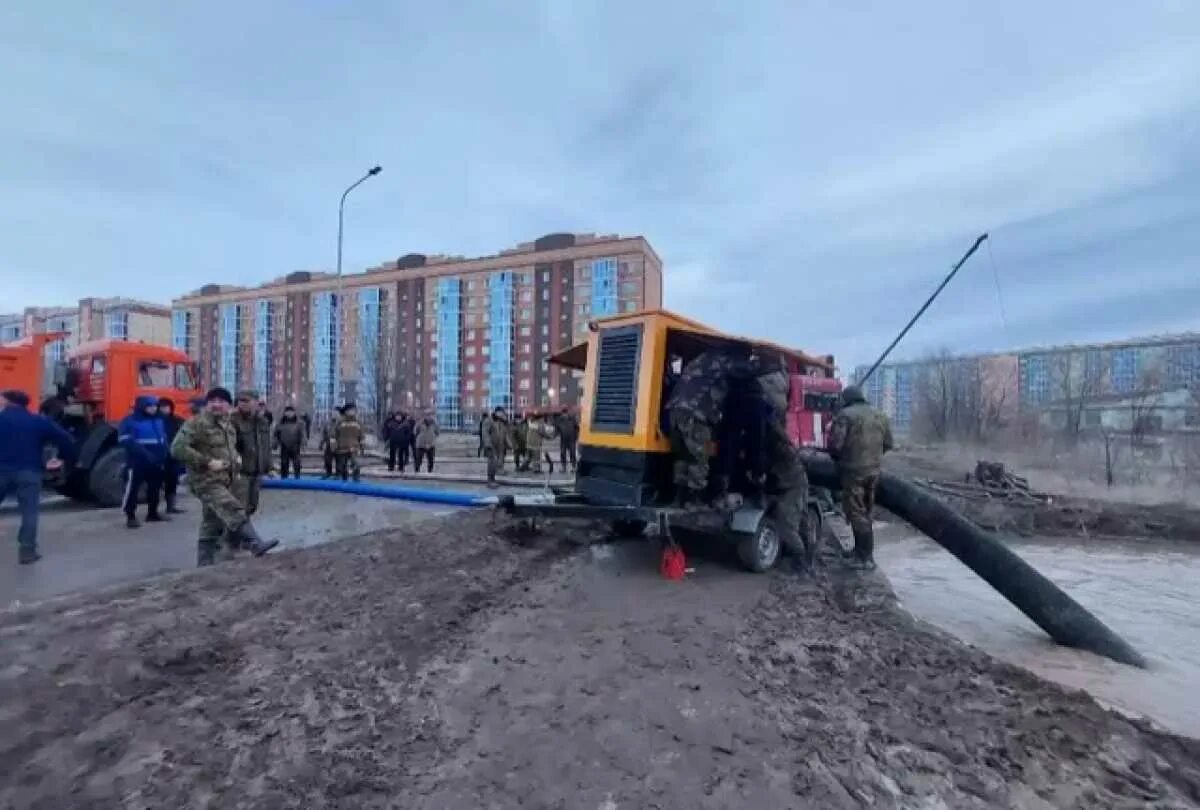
[88,447,128,508]
[610,518,648,538]
[736,517,781,573]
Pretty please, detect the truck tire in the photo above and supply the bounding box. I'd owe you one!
[88,447,127,508]
[736,517,781,573]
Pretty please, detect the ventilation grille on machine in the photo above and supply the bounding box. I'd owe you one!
[591,324,642,433]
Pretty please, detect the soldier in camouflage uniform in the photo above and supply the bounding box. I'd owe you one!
[827,384,894,570]
[665,348,744,505]
[755,358,814,571]
[170,387,279,566]
[334,403,364,481]
[231,391,272,517]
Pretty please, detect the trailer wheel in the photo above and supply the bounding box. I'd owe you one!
[610,518,648,538]
[736,517,781,573]
[88,447,127,508]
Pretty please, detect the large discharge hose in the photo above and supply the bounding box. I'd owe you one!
[262,476,494,507]
[803,455,1146,668]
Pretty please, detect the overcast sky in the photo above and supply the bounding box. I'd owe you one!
[3,2,1199,371]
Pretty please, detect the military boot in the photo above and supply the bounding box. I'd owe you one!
[166,495,186,515]
[236,520,280,557]
[847,526,877,571]
[126,514,140,529]
[197,540,217,567]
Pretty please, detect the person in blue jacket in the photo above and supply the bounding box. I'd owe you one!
[0,389,76,564]
[118,395,169,528]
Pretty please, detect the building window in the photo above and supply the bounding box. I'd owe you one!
[520,326,531,337]
[541,271,550,281]
[520,360,531,371]
[467,362,476,374]
[622,300,637,312]
[465,345,476,357]
[104,310,130,340]
[1111,348,1140,394]
[487,271,514,410]
[519,379,531,390]
[577,303,589,316]
[466,380,475,391]
[253,300,274,398]
[357,288,382,419]
[521,343,531,354]
[519,307,532,321]
[220,303,242,394]
[466,329,476,341]
[590,257,618,317]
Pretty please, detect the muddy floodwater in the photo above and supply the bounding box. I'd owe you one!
[879,529,1200,739]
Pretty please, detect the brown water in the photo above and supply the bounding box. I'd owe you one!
[878,529,1200,739]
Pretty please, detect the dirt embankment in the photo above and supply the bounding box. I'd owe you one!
[2,513,1198,809]
[888,449,1200,542]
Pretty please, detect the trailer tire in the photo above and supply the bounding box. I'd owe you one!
[736,517,781,573]
[88,447,127,508]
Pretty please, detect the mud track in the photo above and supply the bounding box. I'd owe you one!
[2,512,1198,809]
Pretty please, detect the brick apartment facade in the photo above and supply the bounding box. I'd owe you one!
[171,233,664,427]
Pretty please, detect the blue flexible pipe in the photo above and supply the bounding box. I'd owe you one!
[262,476,492,507]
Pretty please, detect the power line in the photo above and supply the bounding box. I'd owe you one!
[986,236,1010,339]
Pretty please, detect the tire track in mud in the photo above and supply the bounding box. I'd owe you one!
[0,512,593,810]
[3,512,1199,809]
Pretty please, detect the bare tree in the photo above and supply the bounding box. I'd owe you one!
[1048,352,1104,443]
[912,351,1010,444]
[1128,365,1164,448]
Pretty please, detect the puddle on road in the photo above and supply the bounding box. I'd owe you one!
[879,530,1200,738]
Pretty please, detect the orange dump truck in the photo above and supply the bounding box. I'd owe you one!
[0,334,203,506]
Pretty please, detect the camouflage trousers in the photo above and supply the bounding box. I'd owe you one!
[669,410,713,494]
[840,471,879,543]
[190,475,249,556]
[770,483,813,567]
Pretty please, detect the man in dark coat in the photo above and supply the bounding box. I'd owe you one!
[157,397,187,514]
[273,405,305,479]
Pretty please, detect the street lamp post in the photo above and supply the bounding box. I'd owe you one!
[333,165,382,405]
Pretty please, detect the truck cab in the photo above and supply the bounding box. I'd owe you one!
[0,334,202,506]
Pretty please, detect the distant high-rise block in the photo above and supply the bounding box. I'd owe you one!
[171,233,664,427]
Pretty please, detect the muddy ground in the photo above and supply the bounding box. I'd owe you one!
[2,512,1199,809]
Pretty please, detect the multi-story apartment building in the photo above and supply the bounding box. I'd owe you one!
[856,332,1200,436]
[171,232,663,428]
[0,298,172,392]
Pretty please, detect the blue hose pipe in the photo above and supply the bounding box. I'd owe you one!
[262,476,492,507]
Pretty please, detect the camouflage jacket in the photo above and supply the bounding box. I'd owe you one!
[483,416,509,456]
[665,350,741,425]
[334,417,364,454]
[508,420,526,450]
[764,417,808,493]
[828,402,894,477]
[231,411,272,476]
[170,411,239,485]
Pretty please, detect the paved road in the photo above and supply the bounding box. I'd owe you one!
[0,486,471,607]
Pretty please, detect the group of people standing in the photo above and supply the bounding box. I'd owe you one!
[477,407,579,486]
[380,410,440,473]
[665,348,893,571]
